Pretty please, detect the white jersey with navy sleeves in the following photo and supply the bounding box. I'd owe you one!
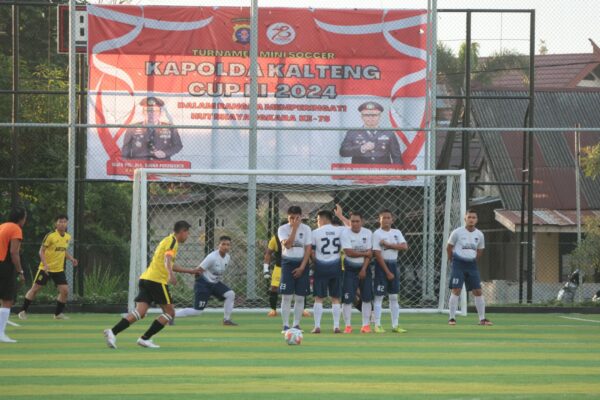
[311,224,344,263]
[372,228,406,261]
[278,223,312,259]
[341,227,372,265]
[199,250,230,284]
[448,227,484,261]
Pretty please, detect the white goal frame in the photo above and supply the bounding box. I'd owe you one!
[129,168,467,316]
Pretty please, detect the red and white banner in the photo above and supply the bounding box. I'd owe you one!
[87,5,429,184]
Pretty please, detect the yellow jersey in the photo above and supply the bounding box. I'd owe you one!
[139,234,179,284]
[267,235,281,268]
[38,230,71,273]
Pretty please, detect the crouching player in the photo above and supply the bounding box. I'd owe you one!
[103,221,196,349]
[175,236,238,326]
[341,211,373,333]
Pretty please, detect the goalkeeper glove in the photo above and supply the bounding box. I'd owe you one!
[263,263,271,280]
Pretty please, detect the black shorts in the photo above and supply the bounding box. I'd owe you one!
[34,269,68,286]
[135,279,172,305]
[0,259,17,301]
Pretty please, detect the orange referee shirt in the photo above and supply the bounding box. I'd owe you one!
[0,222,23,262]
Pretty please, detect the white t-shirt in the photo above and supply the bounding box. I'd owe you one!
[278,223,312,259]
[199,250,231,283]
[311,224,344,263]
[448,227,485,261]
[372,228,406,261]
[341,227,372,265]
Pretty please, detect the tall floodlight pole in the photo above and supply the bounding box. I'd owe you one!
[246,0,259,299]
[67,0,77,300]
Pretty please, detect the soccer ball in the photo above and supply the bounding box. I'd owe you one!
[284,328,303,345]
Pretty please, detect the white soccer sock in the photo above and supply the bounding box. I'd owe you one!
[342,303,352,327]
[0,307,9,336]
[313,302,323,328]
[223,290,235,320]
[361,302,372,326]
[474,295,486,321]
[175,307,203,318]
[448,293,459,320]
[292,295,305,327]
[374,296,384,326]
[281,294,293,327]
[389,294,400,328]
[332,303,341,329]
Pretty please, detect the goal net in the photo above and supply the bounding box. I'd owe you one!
[129,168,467,315]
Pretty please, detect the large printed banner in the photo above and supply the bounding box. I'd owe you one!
[87,5,429,184]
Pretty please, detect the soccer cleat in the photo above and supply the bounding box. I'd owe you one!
[360,325,372,334]
[223,319,238,326]
[344,326,353,334]
[18,311,27,320]
[333,327,341,334]
[374,325,386,333]
[479,319,494,326]
[53,313,69,320]
[281,325,290,334]
[448,318,457,326]
[0,334,17,343]
[391,326,407,333]
[267,309,277,317]
[137,338,160,348]
[302,309,312,317]
[103,329,117,349]
[292,325,303,333]
[311,327,321,334]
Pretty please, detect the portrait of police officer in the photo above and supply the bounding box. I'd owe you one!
[121,97,183,160]
[339,102,403,164]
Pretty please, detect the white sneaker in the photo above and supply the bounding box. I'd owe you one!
[0,334,17,343]
[54,313,69,320]
[103,329,117,349]
[18,311,27,320]
[137,338,160,348]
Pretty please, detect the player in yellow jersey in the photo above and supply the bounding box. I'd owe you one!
[18,215,78,320]
[103,220,197,349]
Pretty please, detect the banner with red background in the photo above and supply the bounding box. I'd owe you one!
[87,5,429,184]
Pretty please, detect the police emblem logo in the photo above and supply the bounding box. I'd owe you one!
[362,238,367,243]
[232,19,251,44]
[299,233,303,238]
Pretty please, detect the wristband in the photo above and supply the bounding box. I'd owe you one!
[263,263,270,273]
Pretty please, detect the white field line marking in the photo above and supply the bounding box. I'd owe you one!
[559,316,600,323]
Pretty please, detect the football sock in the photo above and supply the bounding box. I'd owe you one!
[342,303,352,327]
[281,294,292,326]
[223,290,235,320]
[374,296,384,326]
[474,295,486,320]
[141,319,165,340]
[55,301,66,316]
[22,298,32,312]
[111,318,130,336]
[449,293,459,320]
[389,294,400,327]
[361,301,372,326]
[175,307,202,318]
[313,302,323,328]
[332,303,341,329]
[292,295,305,327]
[0,308,9,336]
[268,291,278,310]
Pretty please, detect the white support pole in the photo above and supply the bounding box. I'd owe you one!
[438,175,454,311]
[66,0,77,300]
[128,170,141,312]
[140,170,149,291]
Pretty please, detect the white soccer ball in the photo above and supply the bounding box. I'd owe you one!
[284,328,303,345]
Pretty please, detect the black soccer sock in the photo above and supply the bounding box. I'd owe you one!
[141,319,166,340]
[55,301,66,316]
[111,318,131,336]
[268,291,278,310]
[22,298,32,312]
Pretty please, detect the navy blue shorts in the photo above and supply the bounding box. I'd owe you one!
[374,260,399,296]
[342,262,373,304]
[449,257,481,291]
[279,257,310,296]
[314,272,342,299]
[194,277,231,310]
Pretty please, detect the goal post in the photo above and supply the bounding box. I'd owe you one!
[129,168,467,315]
